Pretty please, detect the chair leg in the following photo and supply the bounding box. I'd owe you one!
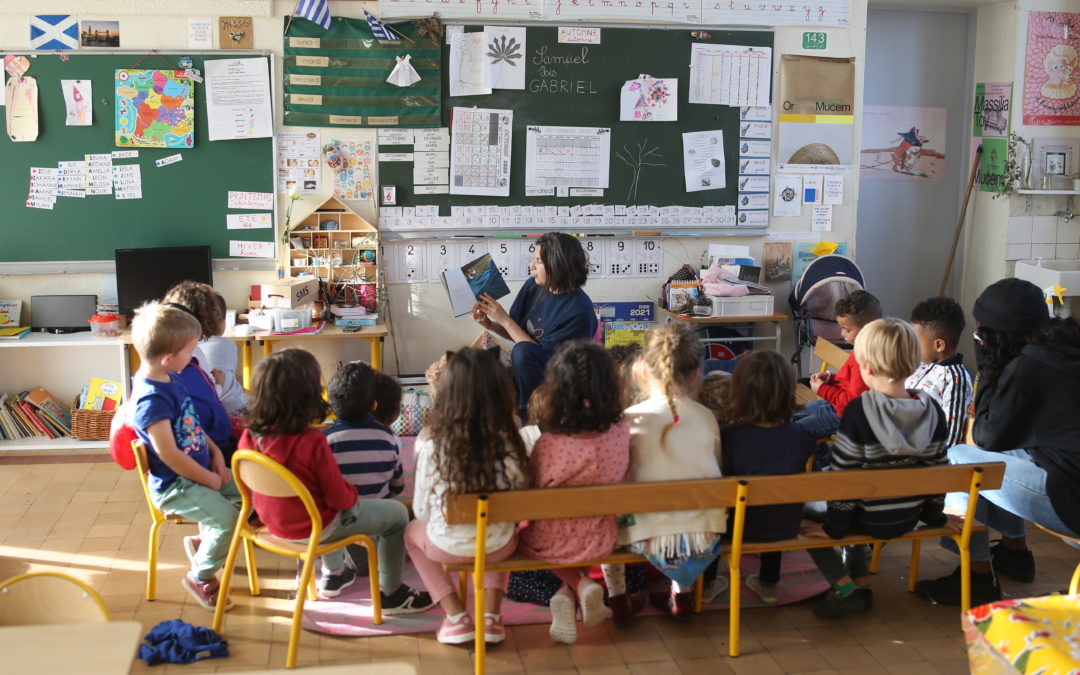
[146,520,164,601]
[728,556,741,658]
[958,538,971,613]
[288,556,319,669]
[366,541,382,625]
[212,532,246,634]
[243,539,260,596]
[458,571,468,604]
[693,574,704,613]
[474,570,486,675]
[870,542,883,574]
[907,540,922,593]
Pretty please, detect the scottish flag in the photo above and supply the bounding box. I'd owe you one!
[294,0,332,31]
[30,15,78,50]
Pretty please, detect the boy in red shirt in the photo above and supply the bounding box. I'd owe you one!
[795,290,883,441]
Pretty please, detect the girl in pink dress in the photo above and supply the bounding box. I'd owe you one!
[518,340,630,644]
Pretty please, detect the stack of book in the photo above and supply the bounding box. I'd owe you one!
[0,388,72,441]
[0,299,28,341]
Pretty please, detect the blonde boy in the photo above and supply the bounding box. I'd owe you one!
[130,302,239,611]
[801,318,950,618]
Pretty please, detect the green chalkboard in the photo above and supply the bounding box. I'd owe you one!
[377,26,772,213]
[0,52,274,262]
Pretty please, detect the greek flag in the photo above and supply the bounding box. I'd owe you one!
[30,15,78,50]
[294,0,331,31]
[364,10,397,42]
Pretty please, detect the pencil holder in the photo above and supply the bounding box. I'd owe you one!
[71,397,115,441]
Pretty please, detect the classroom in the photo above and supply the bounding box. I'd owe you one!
[1,0,1079,673]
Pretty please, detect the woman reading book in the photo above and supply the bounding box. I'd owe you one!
[472,232,598,417]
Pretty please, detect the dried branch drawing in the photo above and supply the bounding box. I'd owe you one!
[615,140,666,201]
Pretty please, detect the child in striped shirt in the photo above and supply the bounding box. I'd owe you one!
[905,297,973,447]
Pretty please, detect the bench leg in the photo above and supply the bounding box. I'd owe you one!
[474,571,486,675]
[958,537,971,613]
[870,542,883,574]
[907,540,922,593]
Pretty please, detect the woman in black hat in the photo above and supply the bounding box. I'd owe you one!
[917,278,1080,606]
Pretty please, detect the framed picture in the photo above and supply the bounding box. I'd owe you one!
[1032,137,1080,189]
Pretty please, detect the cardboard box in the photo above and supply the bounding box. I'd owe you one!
[261,278,318,309]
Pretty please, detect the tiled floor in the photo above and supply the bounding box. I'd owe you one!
[1,455,1077,674]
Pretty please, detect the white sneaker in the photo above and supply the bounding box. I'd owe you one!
[702,576,729,604]
[549,587,578,644]
[578,577,608,628]
[746,574,779,604]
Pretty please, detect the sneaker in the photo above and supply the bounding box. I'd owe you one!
[318,566,357,598]
[813,585,870,618]
[578,578,608,628]
[991,541,1036,583]
[915,566,1002,607]
[483,614,506,644]
[702,576,730,604]
[436,613,475,645]
[608,592,645,629]
[380,584,435,615]
[549,587,578,644]
[182,573,233,612]
[182,536,201,569]
[746,574,778,604]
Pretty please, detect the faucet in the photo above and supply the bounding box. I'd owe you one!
[1060,211,1077,222]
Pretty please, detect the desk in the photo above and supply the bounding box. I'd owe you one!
[241,323,388,388]
[657,307,787,353]
[0,620,142,674]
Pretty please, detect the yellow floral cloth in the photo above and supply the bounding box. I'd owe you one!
[964,596,1080,674]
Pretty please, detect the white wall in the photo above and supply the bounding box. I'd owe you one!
[0,0,869,381]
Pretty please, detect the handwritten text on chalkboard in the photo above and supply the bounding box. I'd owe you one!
[529,46,598,95]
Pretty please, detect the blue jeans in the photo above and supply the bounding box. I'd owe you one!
[794,399,840,439]
[511,341,553,414]
[943,445,1080,561]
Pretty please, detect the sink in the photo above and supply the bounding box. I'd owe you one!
[1014,260,1080,296]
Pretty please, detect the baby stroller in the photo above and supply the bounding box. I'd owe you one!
[789,254,865,377]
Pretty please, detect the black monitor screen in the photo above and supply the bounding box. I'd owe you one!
[115,246,213,316]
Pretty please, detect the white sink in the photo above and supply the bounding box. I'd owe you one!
[1014,260,1080,296]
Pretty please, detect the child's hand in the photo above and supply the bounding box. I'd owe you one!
[800,522,828,538]
[944,514,965,533]
[211,368,226,386]
[202,472,224,491]
[210,450,231,486]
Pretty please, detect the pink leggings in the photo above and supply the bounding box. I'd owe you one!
[404,519,517,605]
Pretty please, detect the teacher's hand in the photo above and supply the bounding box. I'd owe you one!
[471,301,493,329]
[477,293,510,328]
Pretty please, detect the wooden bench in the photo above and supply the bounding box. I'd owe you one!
[444,462,1005,675]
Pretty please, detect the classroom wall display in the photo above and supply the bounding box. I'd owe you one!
[972,82,1011,138]
[283,16,442,128]
[1022,11,1080,126]
[859,106,946,182]
[776,54,855,174]
[115,69,195,148]
[376,25,773,234]
[0,53,275,263]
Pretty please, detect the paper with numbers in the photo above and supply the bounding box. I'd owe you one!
[525,126,610,189]
[689,44,771,108]
[450,108,513,196]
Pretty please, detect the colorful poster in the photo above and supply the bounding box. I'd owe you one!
[777,55,856,174]
[115,69,194,148]
[860,106,947,181]
[620,76,677,122]
[1022,11,1080,126]
[61,79,91,126]
[973,82,1012,137]
[793,241,847,280]
[979,137,1008,193]
[763,241,793,282]
[331,139,375,200]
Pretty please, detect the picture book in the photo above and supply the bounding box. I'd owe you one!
[442,253,511,318]
[0,326,30,340]
[604,321,655,348]
[85,378,123,411]
[24,387,72,430]
[0,299,21,326]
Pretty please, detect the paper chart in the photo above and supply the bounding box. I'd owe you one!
[525,126,610,189]
[277,130,321,194]
[331,139,375,200]
[450,108,513,197]
[689,44,771,108]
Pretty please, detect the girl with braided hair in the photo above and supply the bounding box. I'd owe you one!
[617,323,725,622]
[517,340,630,644]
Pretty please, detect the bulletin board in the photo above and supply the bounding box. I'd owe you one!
[0,51,275,263]
[376,25,773,222]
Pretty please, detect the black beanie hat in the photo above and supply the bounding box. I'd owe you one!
[973,278,1050,333]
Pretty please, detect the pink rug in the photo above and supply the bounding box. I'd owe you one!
[300,551,828,637]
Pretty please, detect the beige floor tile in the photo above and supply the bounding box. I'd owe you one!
[768,648,832,673]
[629,659,681,674]
[817,645,879,670]
[675,656,737,675]
[615,638,671,663]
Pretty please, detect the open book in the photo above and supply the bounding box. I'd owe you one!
[442,253,511,318]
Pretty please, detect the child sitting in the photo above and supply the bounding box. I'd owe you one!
[617,323,725,622]
[801,319,950,618]
[608,343,645,406]
[905,297,973,447]
[518,341,630,644]
[718,351,815,604]
[405,348,529,645]
[195,293,248,417]
[128,302,239,611]
[240,349,432,612]
[372,371,404,429]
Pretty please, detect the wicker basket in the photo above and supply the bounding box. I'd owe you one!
[71,397,115,441]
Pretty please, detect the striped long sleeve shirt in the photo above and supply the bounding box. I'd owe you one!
[905,354,973,447]
[324,416,405,499]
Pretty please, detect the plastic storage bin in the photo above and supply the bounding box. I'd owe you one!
[710,295,775,317]
[88,313,121,337]
[271,307,313,332]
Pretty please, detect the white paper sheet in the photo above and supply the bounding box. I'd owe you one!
[681,129,726,192]
[277,130,321,194]
[812,205,833,231]
[525,126,610,189]
[449,32,491,97]
[450,107,512,196]
[226,213,272,229]
[229,240,275,257]
[228,191,274,209]
[620,76,677,122]
[823,175,844,204]
[204,58,273,141]
[188,17,213,49]
[802,175,823,204]
[773,175,802,216]
[483,26,526,90]
[689,44,771,108]
[61,79,91,126]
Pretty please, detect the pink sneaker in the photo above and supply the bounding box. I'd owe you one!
[436,613,475,645]
[483,614,506,644]
[182,573,233,612]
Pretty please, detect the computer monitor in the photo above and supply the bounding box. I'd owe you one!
[115,245,214,316]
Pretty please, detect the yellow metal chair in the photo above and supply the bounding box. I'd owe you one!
[213,449,382,670]
[130,440,253,601]
[0,572,110,625]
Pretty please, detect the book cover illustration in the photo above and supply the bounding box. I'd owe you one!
[0,299,21,326]
[85,377,123,411]
[24,386,72,430]
[442,253,511,318]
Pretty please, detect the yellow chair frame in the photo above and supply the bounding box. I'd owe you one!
[213,449,382,670]
[130,440,252,601]
[0,572,110,625]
